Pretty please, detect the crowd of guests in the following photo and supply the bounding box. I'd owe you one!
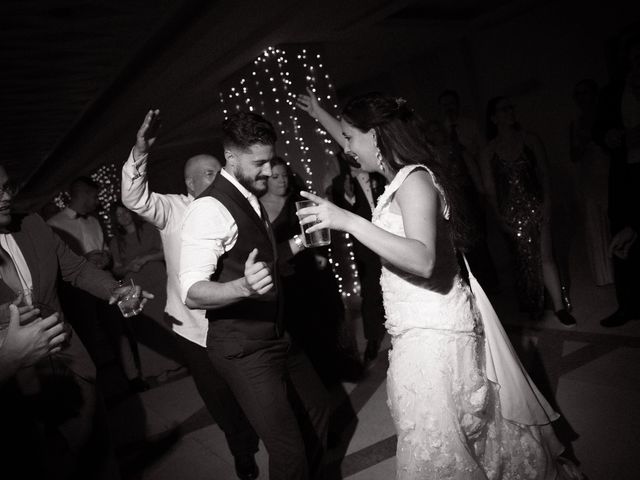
[0,34,637,480]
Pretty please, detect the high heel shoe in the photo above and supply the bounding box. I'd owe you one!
[561,285,572,312]
[555,309,577,328]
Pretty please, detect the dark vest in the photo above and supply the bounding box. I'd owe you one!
[198,173,283,341]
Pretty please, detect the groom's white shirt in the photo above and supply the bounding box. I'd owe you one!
[179,169,262,307]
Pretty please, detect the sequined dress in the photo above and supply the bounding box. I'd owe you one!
[491,145,545,314]
[373,165,563,479]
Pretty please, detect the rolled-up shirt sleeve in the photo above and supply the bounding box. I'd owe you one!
[179,197,237,303]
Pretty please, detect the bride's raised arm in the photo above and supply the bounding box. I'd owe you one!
[299,169,438,279]
[296,87,345,148]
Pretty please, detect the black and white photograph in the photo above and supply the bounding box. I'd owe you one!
[1,1,639,479]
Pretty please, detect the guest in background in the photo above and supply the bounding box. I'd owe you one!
[331,152,387,365]
[47,176,110,269]
[438,89,484,165]
[426,119,499,292]
[297,86,387,365]
[569,79,614,286]
[47,176,118,383]
[108,202,166,391]
[260,157,352,384]
[594,35,640,327]
[480,96,576,327]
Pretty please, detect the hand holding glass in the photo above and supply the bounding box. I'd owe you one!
[295,200,331,247]
[115,279,143,318]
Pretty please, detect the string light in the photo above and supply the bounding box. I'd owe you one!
[219,44,359,297]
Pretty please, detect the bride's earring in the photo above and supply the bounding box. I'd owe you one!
[376,148,385,173]
[373,132,385,173]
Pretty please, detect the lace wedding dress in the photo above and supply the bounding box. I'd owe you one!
[372,165,567,479]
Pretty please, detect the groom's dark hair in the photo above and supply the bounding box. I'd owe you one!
[222,111,276,151]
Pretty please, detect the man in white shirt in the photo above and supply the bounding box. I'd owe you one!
[47,176,110,268]
[122,109,260,480]
[180,111,329,480]
[47,176,117,373]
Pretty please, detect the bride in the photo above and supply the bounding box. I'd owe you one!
[296,90,582,479]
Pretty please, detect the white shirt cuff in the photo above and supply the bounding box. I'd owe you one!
[123,148,148,178]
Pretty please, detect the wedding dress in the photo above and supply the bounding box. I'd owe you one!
[372,164,566,479]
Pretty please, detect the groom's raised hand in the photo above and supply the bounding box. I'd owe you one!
[242,248,274,296]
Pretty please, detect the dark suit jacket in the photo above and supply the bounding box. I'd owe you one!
[594,80,640,233]
[0,213,116,380]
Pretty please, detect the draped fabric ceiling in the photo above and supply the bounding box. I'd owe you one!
[2,0,522,211]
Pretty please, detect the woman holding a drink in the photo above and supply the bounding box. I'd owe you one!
[295,90,583,479]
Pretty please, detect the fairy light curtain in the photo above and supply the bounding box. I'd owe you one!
[219,44,360,298]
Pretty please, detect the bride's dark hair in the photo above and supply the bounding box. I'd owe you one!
[341,92,473,250]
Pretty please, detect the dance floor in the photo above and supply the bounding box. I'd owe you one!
[106,233,640,479]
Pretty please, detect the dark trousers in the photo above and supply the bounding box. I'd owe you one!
[356,259,386,342]
[613,242,640,315]
[173,330,259,458]
[207,334,330,480]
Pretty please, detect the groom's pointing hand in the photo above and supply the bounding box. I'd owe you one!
[243,248,274,296]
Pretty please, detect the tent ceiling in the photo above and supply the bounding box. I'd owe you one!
[2,0,528,209]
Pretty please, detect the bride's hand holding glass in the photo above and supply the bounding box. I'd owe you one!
[297,191,355,234]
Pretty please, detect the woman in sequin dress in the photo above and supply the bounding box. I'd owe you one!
[296,90,582,479]
[480,97,576,326]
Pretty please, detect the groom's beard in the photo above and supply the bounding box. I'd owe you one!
[233,166,269,196]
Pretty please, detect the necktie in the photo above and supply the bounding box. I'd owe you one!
[0,244,22,295]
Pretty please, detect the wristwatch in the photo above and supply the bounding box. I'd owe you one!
[293,234,306,250]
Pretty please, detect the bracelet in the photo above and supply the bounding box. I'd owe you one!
[293,234,306,250]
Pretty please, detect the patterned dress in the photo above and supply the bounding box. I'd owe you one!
[373,165,563,479]
[491,145,545,314]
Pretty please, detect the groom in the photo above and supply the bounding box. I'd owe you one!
[179,111,330,480]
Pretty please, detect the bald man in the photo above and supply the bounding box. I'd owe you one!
[122,110,260,480]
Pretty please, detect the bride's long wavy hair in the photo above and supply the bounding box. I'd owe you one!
[341,92,473,250]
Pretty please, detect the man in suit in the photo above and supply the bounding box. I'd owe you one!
[0,164,151,478]
[595,35,640,327]
[330,151,387,364]
[121,109,260,480]
[180,111,330,480]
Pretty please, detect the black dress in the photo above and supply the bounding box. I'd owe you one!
[271,194,350,385]
[491,145,545,314]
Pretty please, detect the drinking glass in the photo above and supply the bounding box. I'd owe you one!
[295,200,331,247]
[116,279,143,318]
